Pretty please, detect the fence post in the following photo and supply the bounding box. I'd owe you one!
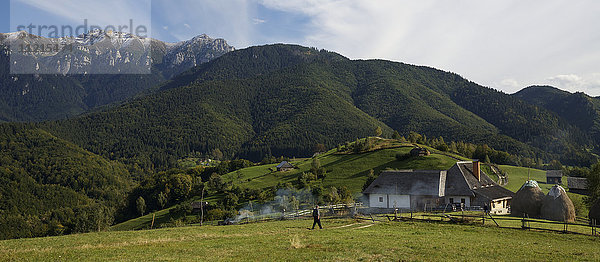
[482,212,485,225]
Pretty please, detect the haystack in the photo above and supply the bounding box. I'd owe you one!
[512,180,545,217]
[541,185,575,222]
[589,199,600,223]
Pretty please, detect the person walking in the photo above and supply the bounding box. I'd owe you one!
[312,205,323,230]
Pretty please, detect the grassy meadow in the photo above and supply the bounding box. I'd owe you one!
[3,218,600,261]
[500,165,552,192]
[223,142,467,193]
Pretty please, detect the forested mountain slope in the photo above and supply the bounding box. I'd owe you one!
[0,124,132,239]
[39,44,595,167]
[514,85,600,147]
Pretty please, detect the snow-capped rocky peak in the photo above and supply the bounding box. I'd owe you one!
[0,31,40,43]
[73,29,144,48]
[1,31,234,75]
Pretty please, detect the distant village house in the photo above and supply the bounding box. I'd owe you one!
[276,161,294,172]
[363,161,515,214]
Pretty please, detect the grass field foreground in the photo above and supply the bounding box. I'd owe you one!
[3,218,599,261]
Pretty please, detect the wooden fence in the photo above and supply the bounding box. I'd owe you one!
[234,203,364,224]
[373,211,600,237]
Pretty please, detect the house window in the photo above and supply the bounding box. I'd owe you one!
[449,198,454,203]
[461,198,466,204]
[379,197,384,203]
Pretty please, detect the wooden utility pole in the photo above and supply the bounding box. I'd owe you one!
[150,213,155,229]
[200,187,205,226]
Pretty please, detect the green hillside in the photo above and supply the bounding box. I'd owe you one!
[40,44,594,168]
[0,124,133,240]
[2,219,599,261]
[223,143,466,193]
[111,141,466,231]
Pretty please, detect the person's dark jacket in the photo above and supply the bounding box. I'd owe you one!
[312,208,320,218]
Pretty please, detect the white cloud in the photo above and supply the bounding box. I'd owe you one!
[547,74,582,86]
[494,78,521,93]
[547,73,600,94]
[260,0,600,96]
[252,18,266,25]
[183,23,191,29]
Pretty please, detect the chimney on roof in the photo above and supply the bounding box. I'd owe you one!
[473,160,481,181]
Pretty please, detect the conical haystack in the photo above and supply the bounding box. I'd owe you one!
[589,199,600,223]
[512,180,545,217]
[541,185,575,222]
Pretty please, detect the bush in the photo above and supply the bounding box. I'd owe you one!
[571,196,588,217]
[395,153,411,161]
[169,203,192,219]
[204,208,237,221]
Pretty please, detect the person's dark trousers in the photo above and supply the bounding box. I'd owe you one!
[312,218,322,229]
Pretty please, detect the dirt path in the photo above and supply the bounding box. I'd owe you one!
[352,224,375,229]
[490,165,508,186]
[327,222,376,230]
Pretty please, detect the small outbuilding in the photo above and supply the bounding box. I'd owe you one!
[512,180,545,218]
[410,147,430,157]
[567,177,588,195]
[546,170,563,184]
[276,161,294,172]
[540,185,576,222]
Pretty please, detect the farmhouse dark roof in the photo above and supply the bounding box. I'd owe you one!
[445,162,494,195]
[362,170,446,197]
[472,185,515,201]
[546,170,563,178]
[568,177,588,190]
[444,162,514,200]
[276,161,293,168]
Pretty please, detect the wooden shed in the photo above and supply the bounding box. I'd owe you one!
[546,170,563,184]
[567,177,588,195]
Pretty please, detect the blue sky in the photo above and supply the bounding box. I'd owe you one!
[2,0,600,96]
